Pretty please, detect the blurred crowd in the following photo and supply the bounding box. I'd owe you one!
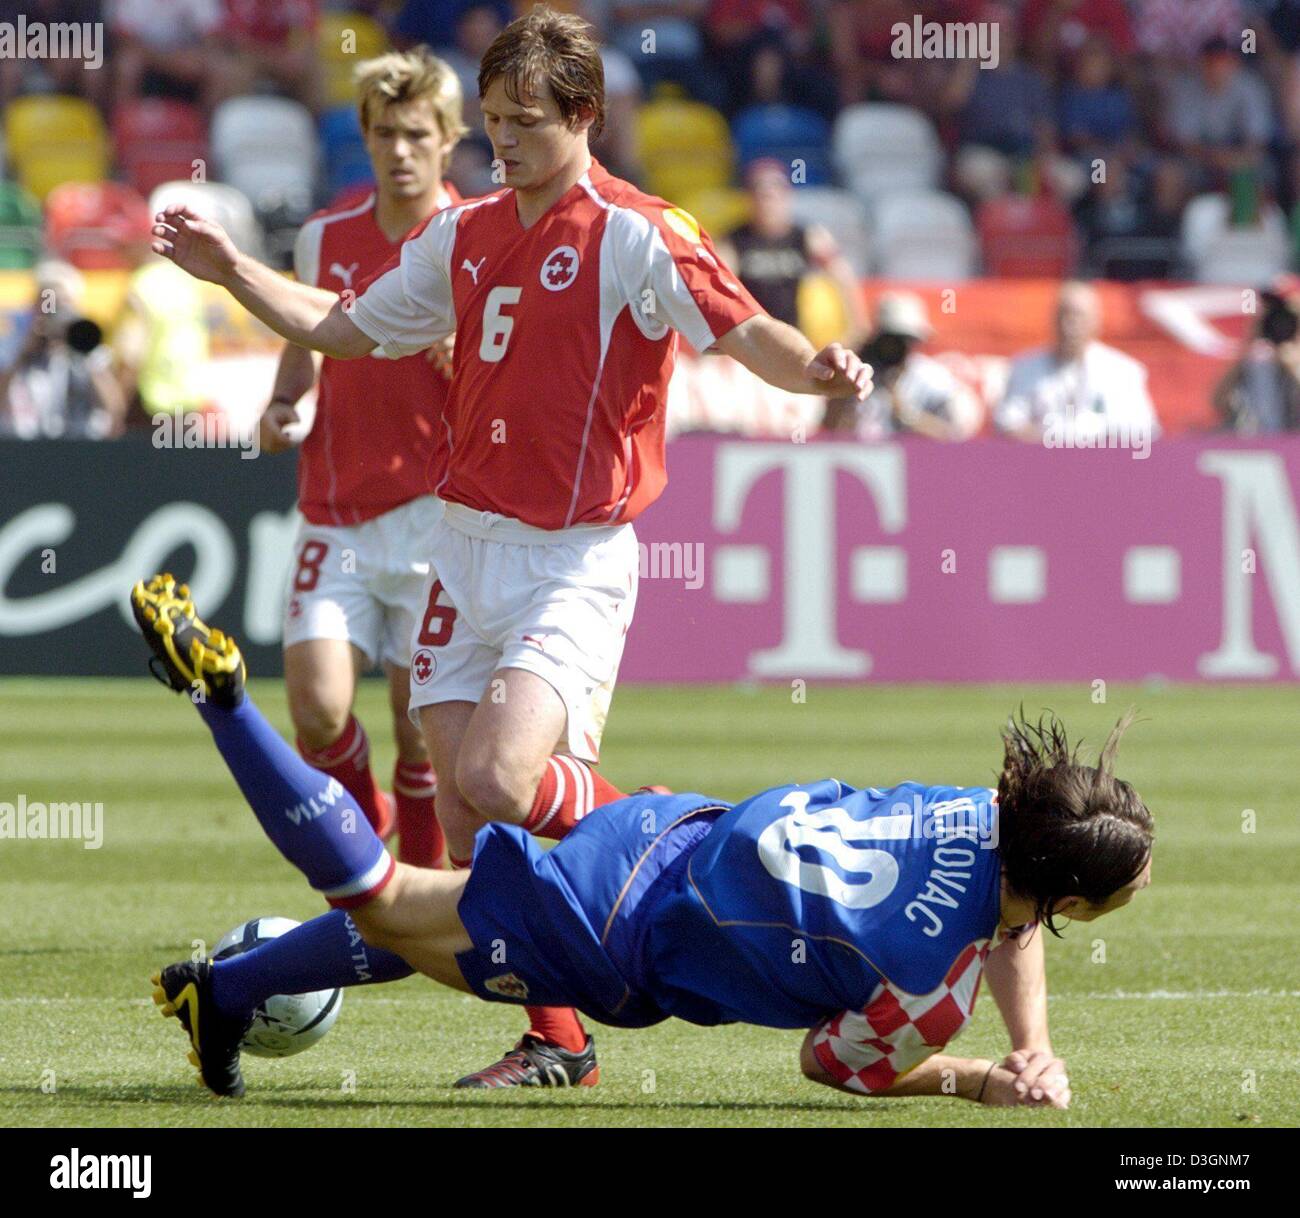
[5,0,1300,440]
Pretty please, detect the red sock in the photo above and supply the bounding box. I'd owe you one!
[525,1005,587,1053]
[449,852,473,870]
[394,760,443,868]
[522,756,627,841]
[298,716,391,837]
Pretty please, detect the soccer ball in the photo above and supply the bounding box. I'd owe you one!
[212,917,343,1058]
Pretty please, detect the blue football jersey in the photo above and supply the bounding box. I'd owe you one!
[640,779,1002,1028]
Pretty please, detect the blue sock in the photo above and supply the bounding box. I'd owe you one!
[197,696,391,904]
[211,910,414,1017]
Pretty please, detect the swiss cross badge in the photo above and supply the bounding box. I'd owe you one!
[540,244,579,291]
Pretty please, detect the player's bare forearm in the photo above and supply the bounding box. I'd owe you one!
[228,255,374,359]
[985,927,1051,1052]
[799,1034,999,1102]
[714,313,872,400]
[268,342,318,407]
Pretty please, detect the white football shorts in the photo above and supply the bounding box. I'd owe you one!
[282,495,445,669]
[407,501,639,762]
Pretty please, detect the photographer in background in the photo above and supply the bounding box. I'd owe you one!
[1214,278,1300,432]
[823,292,979,441]
[0,261,125,439]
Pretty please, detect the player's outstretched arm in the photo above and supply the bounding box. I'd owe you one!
[984,928,1072,1106]
[798,1033,1063,1107]
[151,205,376,359]
[258,344,319,453]
[713,313,873,401]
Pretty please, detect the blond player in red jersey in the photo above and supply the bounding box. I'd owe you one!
[256,48,464,869]
[150,6,872,1088]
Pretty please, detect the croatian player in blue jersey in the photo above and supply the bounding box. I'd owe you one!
[133,573,1153,1106]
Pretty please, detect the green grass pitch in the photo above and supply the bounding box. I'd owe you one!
[1,677,1297,1128]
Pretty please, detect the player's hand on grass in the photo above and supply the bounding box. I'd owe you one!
[259,403,301,453]
[151,205,241,286]
[807,342,873,401]
[1002,1048,1071,1109]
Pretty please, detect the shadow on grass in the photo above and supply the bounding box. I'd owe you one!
[0,1082,868,1116]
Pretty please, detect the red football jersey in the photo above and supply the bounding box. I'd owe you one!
[293,184,458,526]
[350,159,763,529]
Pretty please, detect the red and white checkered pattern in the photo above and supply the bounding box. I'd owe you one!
[812,939,991,1094]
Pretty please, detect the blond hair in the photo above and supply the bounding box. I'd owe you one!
[355,46,468,146]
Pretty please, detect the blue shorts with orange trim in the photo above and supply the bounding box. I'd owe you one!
[454,793,728,1028]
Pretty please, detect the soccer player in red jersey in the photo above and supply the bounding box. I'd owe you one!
[150,6,872,1087]
[257,49,465,870]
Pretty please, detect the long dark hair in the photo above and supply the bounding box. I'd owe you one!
[997,709,1153,937]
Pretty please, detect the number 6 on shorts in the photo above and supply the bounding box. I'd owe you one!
[418,579,457,647]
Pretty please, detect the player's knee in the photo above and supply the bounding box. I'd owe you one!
[286,686,352,750]
[455,756,530,824]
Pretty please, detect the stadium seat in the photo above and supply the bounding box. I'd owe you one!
[319,12,389,107]
[113,99,209,199]
[797,274,850,350]
[732,104,831,185]
[635,97,734,203]
[44,182,152,270]
[211,97,318,218]
[675,185,750,239]
[3,95,109,200]
[787,186,871,276]
[148,180,266,259]
[1087,236,1182,281]
[320,106,374,198]
[976,195,1080,277]
[832,104,942,203]
[1180,192,1290,284]
[871,190,977,280]
[0,181,43,269]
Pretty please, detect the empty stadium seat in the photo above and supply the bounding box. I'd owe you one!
[832,104,942,202]
[872,190,977,280]
[319,12,389,107]
[787,186,871,276]
[148,180,266,260]
[3,95,109,200]
[319,106,374,198]
[0,181,43,269]
[977,195,1080,277]
[732,104,831,185]
[1181,192,1290,284]
[211,97,318,217]
[635,97,734,203]
[113,99,209,198]
[675,185,750,238]
[45,182,151,270]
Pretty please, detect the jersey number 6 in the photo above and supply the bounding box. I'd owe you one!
[757,791,913,910]
[479,286,522,363]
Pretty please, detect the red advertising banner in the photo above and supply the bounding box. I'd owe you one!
[859,280,1257,435]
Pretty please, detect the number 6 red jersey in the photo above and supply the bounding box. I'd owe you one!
[349,158,763,529]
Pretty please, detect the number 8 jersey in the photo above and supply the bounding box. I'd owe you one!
[641,780,1004,1046]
